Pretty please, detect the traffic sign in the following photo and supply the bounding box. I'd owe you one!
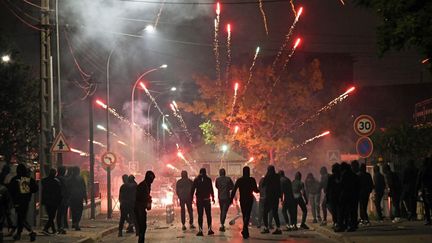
[51,131,70,153]
[327,150,341,163]
[354,115,376,137]
[356,136,373,158]
[101,152,117,169]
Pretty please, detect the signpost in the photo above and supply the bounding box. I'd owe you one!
[354,115,376,137]
[356,136,374,158]
[50,131,70,153]
[327,150,341,163]
[101,152,117,169]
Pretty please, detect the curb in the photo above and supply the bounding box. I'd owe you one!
[310,224,350,243]
[73,225,118,243]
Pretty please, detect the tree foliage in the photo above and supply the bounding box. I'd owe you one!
[181,60,324,166]
[0,36,39,164]
[355,0,432,72]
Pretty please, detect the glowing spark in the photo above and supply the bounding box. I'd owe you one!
[289,0,296,15]
[95,99,107,109]
[258,0,269,35]
[293,37,301,49]
[226,23,232,86]
[299,157,308,161]
[272,38,302,88]
[234,82,239,95]
[216,2,221,15]
[172,100,178,110]
[167,163,180,173]
[170,103,176,112]
[228,82,240,128]
[244,46,260,92]
[244,157,254,166]
[421,58,430,64]
[154,0,166,29]
[289,131,330,153]
[117,140,127,146]
[141,84,164,116]
[234,125,239,134]
[88,139,106,148]
[214,2,221,85]
[339,0,345,5]
[170,101,193,144]
[71,148,89,157]
[272,6,303,70]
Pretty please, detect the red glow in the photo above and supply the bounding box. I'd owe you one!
[248,157,254,162]
[234,82,239,91]
[421,58,430,64]
[216,2,221,15]
[139,82,147,91]
[297,7,303,18]
[234,125,239,134]
[95,99,107,109]
[170,104,176,112]
[177,151,185,160]
[346,86,356,94]
[227,23,231,33]
[293,38,301,49]
[321,131,330,136]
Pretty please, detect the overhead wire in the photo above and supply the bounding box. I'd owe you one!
[1,0,42,31]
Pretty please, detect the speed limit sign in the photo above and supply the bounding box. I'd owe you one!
[354,115,376,136]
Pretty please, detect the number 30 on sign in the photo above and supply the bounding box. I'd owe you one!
[354,115,376,137]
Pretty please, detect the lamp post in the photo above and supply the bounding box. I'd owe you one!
[131,65,167,165]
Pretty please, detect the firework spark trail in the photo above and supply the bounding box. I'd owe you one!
[225,23,232,86]
[289,87,356,134]
[166,163,180,173]
[170,102,193,144]
[258,0,269,35]
[139,83,164,116]
[244,46,260,92]
[339,0,346,5]
[227,82,239,128]
[272,38,301,88]
[272,7,303,70]
[214,2,221,84]
[177,150,197,174]
[290,0,297,15]
[289,131,330,152]
[154,0,166,29]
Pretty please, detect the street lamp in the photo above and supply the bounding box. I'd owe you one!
[145,25,155,33]
[1,55,11,63]
[131,65,167,164]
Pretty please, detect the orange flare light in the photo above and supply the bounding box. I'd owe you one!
[234,125,239,134]
[293,38,301,49]
[216,2,221,15]
[234,82,239,91]
[296,7,303,19]
[227,23,231,33]
[95,99,107,109]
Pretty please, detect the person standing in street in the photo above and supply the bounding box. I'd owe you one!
[230,166,259,239]
[0,181,12,243]
[119,174,137,236]
[402,160,418,221]
[215,168,234,232]
[358,163,373,226]
[319,167,329,226]
[292,171,309,229]
[41,168,62,235]
[305,173,321,224]
[56,166,69,234]
[383,164,402,223]
[191,168,215,236]
[135,171,155,243]
[261,165,282,234]
[373,165,385,221]
[327,163,341,228]
[68,167,87,231]
[417,157,432,225]
[175,170,195,231]
[279,170,295,230]
[8,164,38,241]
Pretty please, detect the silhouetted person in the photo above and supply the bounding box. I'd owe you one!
[0,164,14,234]
[358,163,373,226]
[126,175,137,233]
[292,171,309,229]
[191,168,215,236]
[9,164,38,241]
[42,168,62,234]
[320,166,329,225]
[402,160,418,221]
[335,162,357,232]
[350,160,361,230]
[56,166,69,234]
[215,168,233,232]
[279,170,295,230]
[327,163,341,227]
[261,165,282,234]
[0,164,10,185]
[230,166,259,239]
[68,167,87,231]
[176,170,195,231]
[373,165,385,221]
[417,157,432,225]
[383,164,402,223]
[305,173,321,223]
[257,176,273,228]
[0,182,12,243]
[135,171,155,243]
[119,174,137,236]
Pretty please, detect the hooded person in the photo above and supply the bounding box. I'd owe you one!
[373,165,385,221]
[230,166,259,239]
[68,166,87,231]
[215,168,234,232]
[135,170,155,243]
[383,163,402,223]
[320,167,330,226]
[8,163,38,241]
[305,173,321,223]
[335,162,358,232]
[401,160,418,221]
[358,163,373,226]
[119,174,137,236]
[292,171,309,230]
[261,165,282,234]
[0,179,12,243]
[176,170,195,231]
[191,168,215,236]
[327,163,341,227]
[279,170,295,230]
[41,168,62,235]
[56,166,69,234]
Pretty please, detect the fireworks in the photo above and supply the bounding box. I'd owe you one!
[177,150,197,174]
[272,37,302,88]
[117,140,128,146]
[166,163,180,173]
[339,0,346,5]
[289,131,330,152]
[244,46,260,92]
[154,0,166,29]
[214,2,221,84]
[170,100,193,144]
[244,157,254,166]
[272,7,303,70]
[225,23,232,86]
[290,0,297,15]
[228,82,240,127]
[258,0,269,35]
[71,148,89,157]
[139,82,164,116]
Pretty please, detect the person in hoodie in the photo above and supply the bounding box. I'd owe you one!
[0,180,12,243]
[292,171,309,230]
[319,167,329,226]
[335,162,358,232]
[176,170,195,231]
[261,165,282,234]
[41,168,62,235]
[8,164,38,241]
[126,175,137,233]
[119,174,137,236]
[279,170,295,230]
[135,170,155,243]
[373,165,385,221]
[191,168,215,236]
[358,163,373,226]
[230,166,259,239]
[327,163,341,227]
[68,167,87,231]
[215,168,234,232]
[305,173,321,224]
[56,166,69,234]
[401,160,418,221]
[383,163,402,223]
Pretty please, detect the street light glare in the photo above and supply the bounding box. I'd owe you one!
[160,64,168,69]
[96,125,107,131]
[170,86,177,91]
[1,55,10,63]
[162,123,169,130]
[145,25,155,33]
[221,144,228,152]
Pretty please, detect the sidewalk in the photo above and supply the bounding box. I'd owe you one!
[311,220,432,243]
[2,214,118,243]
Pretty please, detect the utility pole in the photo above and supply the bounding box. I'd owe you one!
[88,81,96,219]
[55,0,63,166]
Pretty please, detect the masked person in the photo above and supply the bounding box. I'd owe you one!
[261,165,282,234]
[176,170,195,231]
[41,168,62,235]
[230,166,259,239]
[358,164,373,226]
[327,163,341,228]
[135,171,155,243]
[119,174,137,236]
[402,160,418,221]
[319,167,329,226]
[9,164,38,241]
[305,173,321,224]
[56,166,69,234]
[191,168,215,236]
[215,168,234,232]
[279,170,295,230]
[373,165,385,221]
[383,164,402,223]
[68,167,87,231]
[292,172,309,230]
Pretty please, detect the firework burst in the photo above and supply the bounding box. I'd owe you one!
[258,0,269,35]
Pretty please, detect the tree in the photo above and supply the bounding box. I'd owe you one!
[0,35,40,164]
[355,0,432,73]
[181,59,324,169]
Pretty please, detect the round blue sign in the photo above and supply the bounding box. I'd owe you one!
[356,136,373,158]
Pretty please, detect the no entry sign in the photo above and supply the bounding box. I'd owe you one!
[101,152,117,169]
[356,136,373,158]
[354,115,376,137]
